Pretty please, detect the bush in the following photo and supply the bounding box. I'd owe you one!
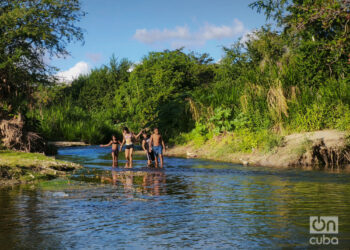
[224,129,281,153]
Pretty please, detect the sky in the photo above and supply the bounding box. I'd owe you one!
[54,0,267,81]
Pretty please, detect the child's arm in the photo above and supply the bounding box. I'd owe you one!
[161,136,166,153]
[100,141,112,147]
[142,140,147,152]
[149,135,153,152]
[135,129,143,139]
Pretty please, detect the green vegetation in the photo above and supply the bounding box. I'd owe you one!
[0,150,81,185]
[2,0,349,153]
[0,150,80,169]
[0,0,85,117]
[292,138,313,156]
[28,52,216,143]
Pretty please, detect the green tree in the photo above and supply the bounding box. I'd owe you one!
[114,49,215,138]
[0,0,85,116]
[250,0,350,77]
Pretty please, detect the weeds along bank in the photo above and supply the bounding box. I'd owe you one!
[167,130,350,169]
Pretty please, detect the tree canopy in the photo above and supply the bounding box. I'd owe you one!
[250,0,349,74]
[0,0,85,115]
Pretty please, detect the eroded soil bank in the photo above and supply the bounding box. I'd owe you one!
[167,130,350,169]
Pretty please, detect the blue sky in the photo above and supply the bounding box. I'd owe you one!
[54,0,267,81]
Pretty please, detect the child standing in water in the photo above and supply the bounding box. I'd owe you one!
[149,128,166,168]
[119,127,142,168]
[141,131,154,166]
[100,135,121,167]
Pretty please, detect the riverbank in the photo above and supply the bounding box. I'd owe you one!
[0,150,81,186]
[166,130,350,169]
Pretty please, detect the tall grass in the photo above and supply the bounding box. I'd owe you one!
[28,102,121,144]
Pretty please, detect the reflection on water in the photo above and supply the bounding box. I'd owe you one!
[100,170,166,196]
[0,146,350,249]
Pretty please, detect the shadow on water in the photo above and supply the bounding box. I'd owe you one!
[0,145,350,248]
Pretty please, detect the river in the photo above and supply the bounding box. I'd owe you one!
[0,146,350,249]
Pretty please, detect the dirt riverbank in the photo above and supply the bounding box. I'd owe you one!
[166,130,350,169]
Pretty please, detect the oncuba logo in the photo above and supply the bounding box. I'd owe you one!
[309,216,338,245]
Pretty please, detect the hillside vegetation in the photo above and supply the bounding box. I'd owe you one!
[1,1,349,158]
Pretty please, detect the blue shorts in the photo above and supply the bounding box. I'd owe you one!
[153,146,163,156]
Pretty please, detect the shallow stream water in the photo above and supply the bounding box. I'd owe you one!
[0,146,349,249]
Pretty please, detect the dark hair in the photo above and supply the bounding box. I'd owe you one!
[123,127,130,133]
[153,127,158,130]
[112,134,116,138]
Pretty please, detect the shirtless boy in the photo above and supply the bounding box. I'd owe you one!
[149,128,166,168]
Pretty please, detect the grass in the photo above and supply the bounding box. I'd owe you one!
[1,150,54,161]
[175,128,283,155]
[0,150,81,185]
[0,150,78,167]
[291,137,313,156]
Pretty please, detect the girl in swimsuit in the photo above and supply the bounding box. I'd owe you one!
[120,127,142,168]
[100,135,121,167]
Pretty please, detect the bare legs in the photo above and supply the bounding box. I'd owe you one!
[159,154,163,168]
[129,148,134,168]
[111,152,118,167]
[124,149,129,168]
[146,152,152,166]
[154,154,163,168]
[124,148,134,168]
[154,154,158,168]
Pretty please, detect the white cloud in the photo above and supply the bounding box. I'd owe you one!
[56,61,90,83]
[133,19,245,48]
[240,29,258,45]
[127,64,136,72]
[127,61,141,72]
[134,26,191,44]
[200,20,244,40]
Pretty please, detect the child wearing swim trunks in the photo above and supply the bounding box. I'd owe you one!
[149,127,166,168]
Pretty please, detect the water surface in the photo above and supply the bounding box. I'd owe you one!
[0,146,350,249]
